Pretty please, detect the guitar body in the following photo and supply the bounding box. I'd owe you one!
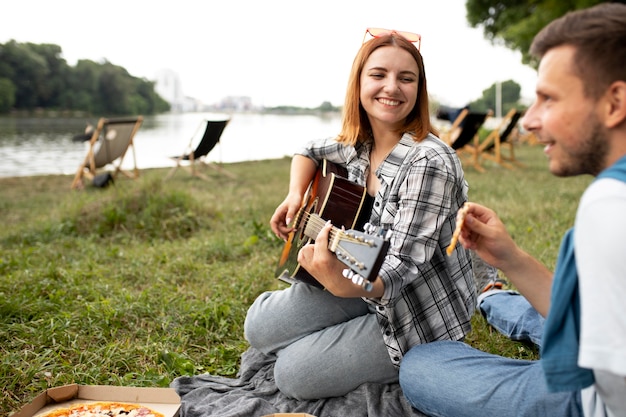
[276,160,371,288]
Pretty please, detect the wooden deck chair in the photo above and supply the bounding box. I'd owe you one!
[442,110,492,172]
[165,118,235,180]
[71,116,143,189]
[518,130,539,146]
[441,108,468,146]
[472,109,525,171]
[442,111,490,150]
[441,111,491,168]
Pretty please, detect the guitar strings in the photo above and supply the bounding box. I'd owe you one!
[302,212,367,245]
[303,212,369,272]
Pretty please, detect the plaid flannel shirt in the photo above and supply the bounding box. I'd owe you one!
[297,132,476,366]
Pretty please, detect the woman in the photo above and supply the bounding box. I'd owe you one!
[244,29,476,400]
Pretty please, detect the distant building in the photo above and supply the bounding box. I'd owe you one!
[154,69,203,112]
[215,96,254,112]
[155,70,257,112]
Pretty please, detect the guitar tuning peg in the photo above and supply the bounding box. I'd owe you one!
[342,269,355,279]
[342,269,373,292]
[352,274,373,292]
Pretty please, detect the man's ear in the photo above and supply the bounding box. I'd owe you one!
[605,80,626,129]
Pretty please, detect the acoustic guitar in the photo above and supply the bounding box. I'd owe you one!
[276,159,390,290]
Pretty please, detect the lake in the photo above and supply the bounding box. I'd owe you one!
[0,112,343,178]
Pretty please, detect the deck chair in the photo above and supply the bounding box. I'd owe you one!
[441,108,468,146]
[165,118,235,180]
[442,110,491,160]
[71,116,143,189]
[441,110,492,172]
[518,130,539,146]
[472,109,525,171]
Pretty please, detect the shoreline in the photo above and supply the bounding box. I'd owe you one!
[0,156,291,182]
[0,157,289,181]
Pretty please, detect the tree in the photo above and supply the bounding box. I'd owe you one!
[465,0,612,66]
[134,78,170,114]
[62,59,100,112]
[0,78,15,112]
[318,101,335,112]
[28,43,69,108]
[0,40,170,115]
[469,79,522,115]
[97,62,135,115]
[0,40,49,109]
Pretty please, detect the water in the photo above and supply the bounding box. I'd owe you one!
[0,112,343,178]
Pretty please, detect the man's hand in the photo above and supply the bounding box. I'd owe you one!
[458,202,519,271]
[460,202,553,316]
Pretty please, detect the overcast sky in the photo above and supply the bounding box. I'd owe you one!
[3,0,538,108]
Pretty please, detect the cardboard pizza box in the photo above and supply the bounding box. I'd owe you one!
[12,384,181,417]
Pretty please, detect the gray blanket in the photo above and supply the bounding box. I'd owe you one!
[171,347,427,417]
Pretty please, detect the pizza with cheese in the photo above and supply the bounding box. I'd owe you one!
[38,402,165,417]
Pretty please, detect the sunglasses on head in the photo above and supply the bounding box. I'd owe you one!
[363,27,421,50]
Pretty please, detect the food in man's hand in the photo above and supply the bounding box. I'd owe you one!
[446,203,470,256]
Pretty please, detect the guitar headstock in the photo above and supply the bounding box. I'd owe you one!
[330,223,391,290]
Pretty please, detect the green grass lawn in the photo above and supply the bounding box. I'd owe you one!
[0,145,592,415]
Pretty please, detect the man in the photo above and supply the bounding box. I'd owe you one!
[399,3,626,417]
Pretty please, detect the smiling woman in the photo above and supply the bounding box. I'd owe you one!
[241,29,476,402]
[358,44,420,159]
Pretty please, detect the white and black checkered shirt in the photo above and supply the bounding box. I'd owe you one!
[298,132,476,366]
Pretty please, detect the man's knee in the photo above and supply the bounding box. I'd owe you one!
[399,341,462,395]
[400,342,461,412]
[399,344,429,390]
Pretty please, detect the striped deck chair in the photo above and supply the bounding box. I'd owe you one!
[71,116,143,189]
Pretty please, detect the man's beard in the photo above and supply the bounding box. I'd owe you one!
[551,116,609,177]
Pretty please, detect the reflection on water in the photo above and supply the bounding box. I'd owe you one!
[0,112,342,178]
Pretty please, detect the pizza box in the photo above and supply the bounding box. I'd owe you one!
[12,384,180,417]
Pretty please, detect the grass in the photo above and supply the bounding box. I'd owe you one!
[0,147,592,415]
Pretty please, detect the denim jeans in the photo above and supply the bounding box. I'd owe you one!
[479,290,545,347]
[244,282,398,399]
[399,340,583,417]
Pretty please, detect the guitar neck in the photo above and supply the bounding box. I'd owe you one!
[303,213,342,253]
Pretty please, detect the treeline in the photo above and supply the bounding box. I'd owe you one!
[434,79,525,122]
[468,80,524,115]
[0,40,170,115]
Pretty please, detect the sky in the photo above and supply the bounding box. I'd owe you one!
[2,0,538,109]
